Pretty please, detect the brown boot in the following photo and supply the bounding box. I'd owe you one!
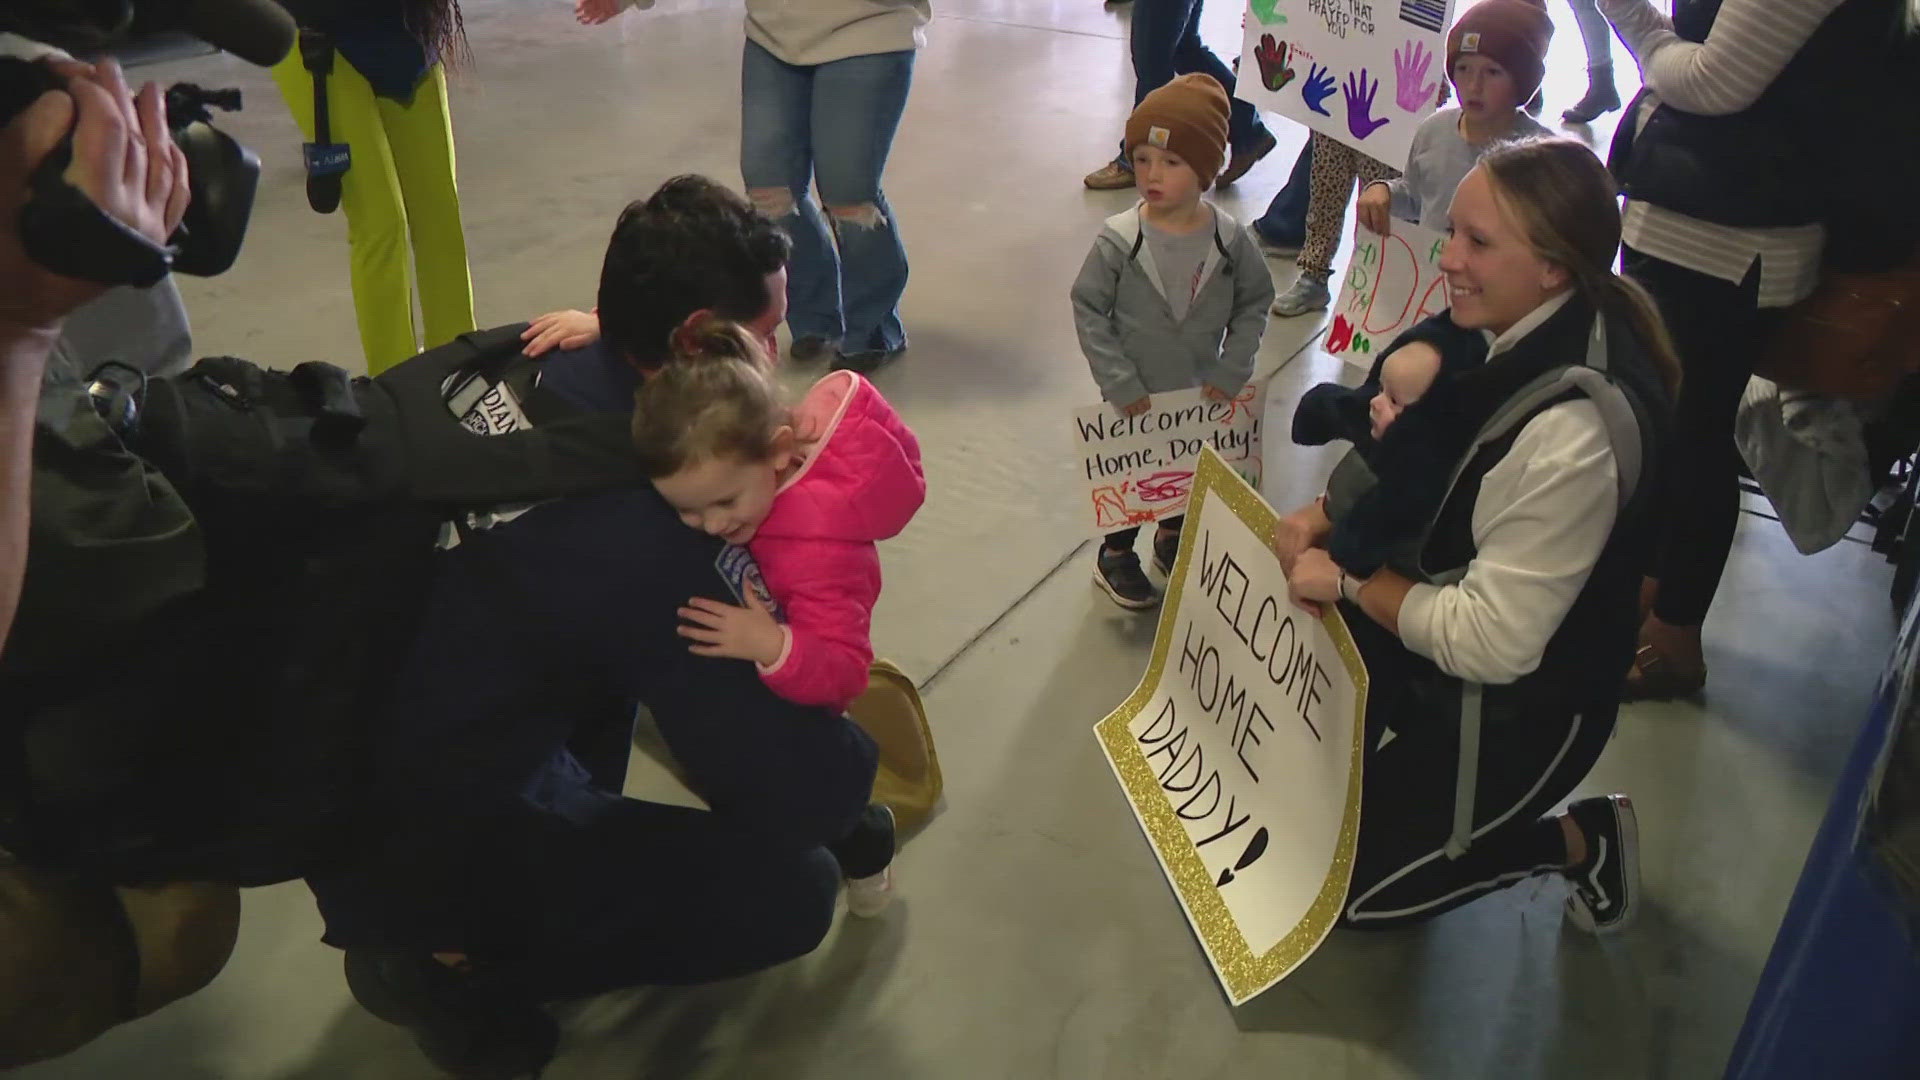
[1623,615,1706,701]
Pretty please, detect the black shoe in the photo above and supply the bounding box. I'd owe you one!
[831,344,907,374]
[791,334,835,363]
[345,950,559,1079]
[1562,795,1640,934]
[1150,524,1183,579]
[1095,548,1158,610]
[1562,72,1621,124]
[1525,87,1544,116]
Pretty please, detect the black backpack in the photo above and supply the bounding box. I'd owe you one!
[0,325,638,887]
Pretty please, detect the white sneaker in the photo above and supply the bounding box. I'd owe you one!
[845,866,894,918]
[1272,271,1332,317]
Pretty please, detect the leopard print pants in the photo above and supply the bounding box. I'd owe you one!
[1298,131,1400,277]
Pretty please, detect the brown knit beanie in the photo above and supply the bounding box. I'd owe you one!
[1447,0,1555,104]
[1124,74,1231,190]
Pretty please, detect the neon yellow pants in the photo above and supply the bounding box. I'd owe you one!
[273,55,475,374]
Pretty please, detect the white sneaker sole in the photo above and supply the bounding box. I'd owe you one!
[1565,795,1640,934]
[1093,569,1159,610]
[846,866,894,918]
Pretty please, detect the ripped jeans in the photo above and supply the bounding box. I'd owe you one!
[741,41,914,355]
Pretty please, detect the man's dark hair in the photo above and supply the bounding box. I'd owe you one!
[597,175,791,371]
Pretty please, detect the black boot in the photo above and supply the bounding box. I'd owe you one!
[345,950,559,1079]
[1562,64,1621,124]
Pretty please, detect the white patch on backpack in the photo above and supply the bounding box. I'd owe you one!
[714,544,785,621]
[436,377,546,549]
[460,381,532,436]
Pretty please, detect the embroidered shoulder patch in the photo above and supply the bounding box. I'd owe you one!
[714,544,786,622]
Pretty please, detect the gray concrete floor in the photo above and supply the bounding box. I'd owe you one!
[18,2,1898,1076]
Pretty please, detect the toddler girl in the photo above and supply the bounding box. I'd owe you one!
[633,318,926,714]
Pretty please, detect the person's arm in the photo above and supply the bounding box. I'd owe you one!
[1207,226,1279,396]
[1598,0,1847,115]
[1393,401,1619,684]
[0,328,55,654]
[0,60,190,653]
[756,539,880,711]
[1070,238,1149,407]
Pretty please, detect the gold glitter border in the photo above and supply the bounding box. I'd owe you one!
[1095,447,1371,1004]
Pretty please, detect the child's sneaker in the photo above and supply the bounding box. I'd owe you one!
[1562,794,1640,934]
[842,805,897,918]
[1150,525,1183,579]
[1095,548,1158,610]
[1272,270,1332,317]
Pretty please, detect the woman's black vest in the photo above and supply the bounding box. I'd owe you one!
[1610,0,1918,270]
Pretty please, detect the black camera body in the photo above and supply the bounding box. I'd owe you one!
[1,0,298,284]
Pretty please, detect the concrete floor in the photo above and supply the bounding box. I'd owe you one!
[18,2,1899,1077]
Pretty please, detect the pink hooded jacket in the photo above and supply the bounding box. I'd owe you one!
[752,371,925,711]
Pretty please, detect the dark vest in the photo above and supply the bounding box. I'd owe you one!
[1611,0,1919,268]
[1331,298,1669,725]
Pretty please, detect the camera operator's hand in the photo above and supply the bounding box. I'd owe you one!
[0,58,190,335]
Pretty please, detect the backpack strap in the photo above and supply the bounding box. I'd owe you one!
[1432,318,1648,860]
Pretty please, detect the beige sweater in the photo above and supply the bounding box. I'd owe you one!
[746,0,930,67]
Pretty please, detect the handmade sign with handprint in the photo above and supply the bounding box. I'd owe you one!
[1237,0,1456,169]
[1326,219,1449,369]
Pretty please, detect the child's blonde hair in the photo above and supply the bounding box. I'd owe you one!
[630,317,785,479]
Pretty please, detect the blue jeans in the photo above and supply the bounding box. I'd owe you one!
[1254,139,1314,245]
[741,41,913,355]
[1121,0,1267,160]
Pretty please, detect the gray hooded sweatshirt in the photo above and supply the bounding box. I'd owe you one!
[1070,203,1275,406]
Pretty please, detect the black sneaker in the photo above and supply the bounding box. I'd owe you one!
[1562,794,1640,934]
[345,949,559,1079]
[1095,548,1158,610]
[1150,524,1183,579]
[790,334,835,363]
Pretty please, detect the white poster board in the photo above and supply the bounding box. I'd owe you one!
[1238,0,1458,170]
[1071,384,1267,535]
[1096,448,1369,1004]
[1326,220,1449,369]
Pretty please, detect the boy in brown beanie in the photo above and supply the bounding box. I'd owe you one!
[1069,74,1276,609]
[1353,0,1556,240]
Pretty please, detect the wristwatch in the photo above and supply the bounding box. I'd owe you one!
[1338,570,1359,604]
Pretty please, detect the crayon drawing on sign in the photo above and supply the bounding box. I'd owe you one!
[1071,385,1268,535]
[1238,0,1457,169]
[1326,220,1449,369]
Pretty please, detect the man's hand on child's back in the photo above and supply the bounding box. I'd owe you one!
[522,308,602,357]
[1356,184,1393,237]
[1120,396,1151,417]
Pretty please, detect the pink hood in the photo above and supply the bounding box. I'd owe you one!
[758,371,925,544]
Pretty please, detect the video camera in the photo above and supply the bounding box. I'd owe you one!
[0,1,300,285]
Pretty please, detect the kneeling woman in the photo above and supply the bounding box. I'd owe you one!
[1278,138,1677,932]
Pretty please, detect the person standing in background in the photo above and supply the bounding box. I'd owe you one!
[579,0,925,374]
[1560,0,1622,122]
[273,1,476,375]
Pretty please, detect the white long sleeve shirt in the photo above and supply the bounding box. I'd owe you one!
[1394,294,1623,685]
[1599,0,1844,307]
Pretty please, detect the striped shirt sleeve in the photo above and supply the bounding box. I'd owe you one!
[1598,0,1849,116]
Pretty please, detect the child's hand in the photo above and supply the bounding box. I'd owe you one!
[1120,396,1151,417]
[1356,183,1394,237]
[575,0,630,25]
[678,591,785,667]
[522,308,601,357]
[1202,385,1234,403]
